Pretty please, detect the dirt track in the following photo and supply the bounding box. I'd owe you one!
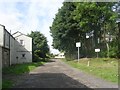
[7,59,118,88]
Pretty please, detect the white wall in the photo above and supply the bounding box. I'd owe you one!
[0,25,4,46]
[4,31,10,49]
[14,34,32,63]
[16,35,32,51]
[10,36,16,65]
[11,32,32,64]
[0,25,11,49]
[0,26,32,65]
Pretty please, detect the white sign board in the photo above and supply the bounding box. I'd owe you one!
[76,42,81,47]
[95,49,100,52]
[86,35,89,39]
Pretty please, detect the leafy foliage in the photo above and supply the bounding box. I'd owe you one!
[28,31,50,61]
[50,2,118,59]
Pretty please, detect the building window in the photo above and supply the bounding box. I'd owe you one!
[21,54,26,59]
[20,40,24,45]
[22,54,25,57]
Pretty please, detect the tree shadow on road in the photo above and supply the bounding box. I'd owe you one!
[44,59,56,62]
[12,73,93,89]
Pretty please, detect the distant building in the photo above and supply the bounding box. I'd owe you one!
[105,34,115,42]
[54,53,65,59]
[12,31,32,64]
[0,24,32,68]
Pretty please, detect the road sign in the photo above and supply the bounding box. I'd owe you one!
[95,49,100,58]
[76,42,81,63]
[95,49,100,52]
[76,42,81,47]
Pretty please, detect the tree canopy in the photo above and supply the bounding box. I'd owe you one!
[50,2,118,59]
[28,31,50,61]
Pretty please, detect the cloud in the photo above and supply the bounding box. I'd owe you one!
[0,0,63,54]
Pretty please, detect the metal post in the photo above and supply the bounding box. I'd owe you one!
[97,52,98,58]
[106,43,109,58]
[76,42,81,62]
[78,47,79,62]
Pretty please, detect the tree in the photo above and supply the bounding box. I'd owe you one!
[73,2,117,57]
[50,2,118,59]
[28,31,50,61]
[50,2,78,59]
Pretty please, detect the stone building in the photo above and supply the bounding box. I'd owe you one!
[12,31,32,64]
[0,24,32,68]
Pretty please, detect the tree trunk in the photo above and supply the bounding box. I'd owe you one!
[106,42,109,58]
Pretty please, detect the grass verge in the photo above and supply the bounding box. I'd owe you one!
[2,61,46,88]
[2,80,13,88]
[62,58,118,83]
[3,61,45,75]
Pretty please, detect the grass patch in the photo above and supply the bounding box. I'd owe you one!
[62,58,118,83]
[3,61,45,75]
[2,61,46,88]
[2,80,13,88]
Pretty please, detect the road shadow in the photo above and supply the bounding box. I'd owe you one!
[45,59,56,62]
[12,73,92,89]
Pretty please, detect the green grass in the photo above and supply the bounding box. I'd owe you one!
[3,62,45,75]
[2,80,13,88]
[2,61,46,88]
[62,58,118,83]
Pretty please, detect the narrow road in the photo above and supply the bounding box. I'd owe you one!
[12,59,118,88]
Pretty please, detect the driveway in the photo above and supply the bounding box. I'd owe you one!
[11,59,118,88]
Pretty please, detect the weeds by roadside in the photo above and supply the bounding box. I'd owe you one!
[2,61,46,88]
[62,58,118,83]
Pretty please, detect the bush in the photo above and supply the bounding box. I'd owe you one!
[109,47,118,58]
[99,50,107,58]
[33,53,42,62]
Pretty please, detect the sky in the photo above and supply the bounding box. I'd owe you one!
[0,0,64,54]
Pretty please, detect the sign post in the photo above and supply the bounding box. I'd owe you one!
[95,49,100,58]
[76,42,81,63]
[78,47,79,62]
